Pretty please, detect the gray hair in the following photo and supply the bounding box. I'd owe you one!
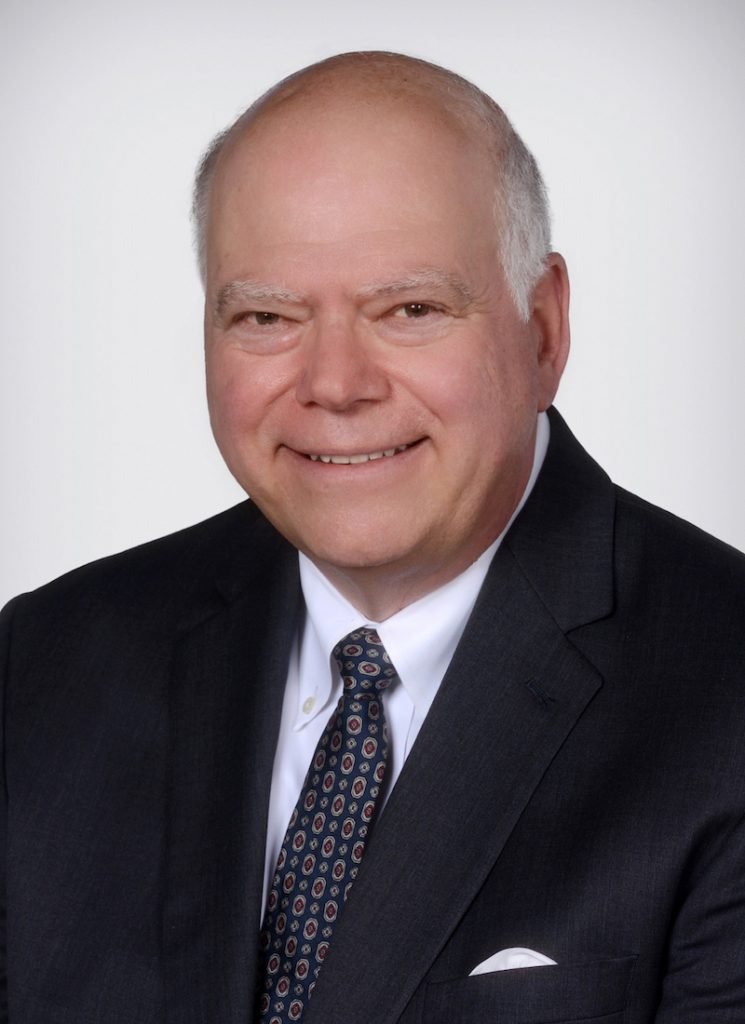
[192,52,551,321]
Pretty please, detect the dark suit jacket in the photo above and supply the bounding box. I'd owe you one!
[2,409,745,1023]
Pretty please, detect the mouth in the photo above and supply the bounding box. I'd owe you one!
[304,442,416,465]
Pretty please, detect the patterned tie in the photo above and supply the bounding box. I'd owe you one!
[256,627,398,1023]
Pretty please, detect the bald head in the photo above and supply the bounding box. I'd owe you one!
[192,52,551,320]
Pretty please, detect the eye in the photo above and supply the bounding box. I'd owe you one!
[243,311,282,326]
[225,307,301,355]
[393,302,436,319]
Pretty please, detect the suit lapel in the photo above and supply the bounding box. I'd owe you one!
[306,410,616,1024]
[163,519,301,1023]
[305,553,602,1024]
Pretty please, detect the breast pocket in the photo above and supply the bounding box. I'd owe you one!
[422,954,636,1023]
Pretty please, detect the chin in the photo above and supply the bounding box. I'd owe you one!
[303,540,399,573]
[297,525,416,574]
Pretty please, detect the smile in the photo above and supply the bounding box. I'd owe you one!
[307,444,411,465]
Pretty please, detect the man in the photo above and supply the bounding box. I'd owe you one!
[1,51,744,1023]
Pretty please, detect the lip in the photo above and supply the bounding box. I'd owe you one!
[308,443,411,465]
[285,438,425,466]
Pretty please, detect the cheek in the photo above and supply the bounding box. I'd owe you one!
[408,340,540,489]
[206,362,252,452]
[206,348,290,446]
[416,348,535,433]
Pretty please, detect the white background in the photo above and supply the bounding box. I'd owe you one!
[2,0,744,607]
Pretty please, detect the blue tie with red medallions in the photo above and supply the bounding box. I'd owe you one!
[256,627,398,1023]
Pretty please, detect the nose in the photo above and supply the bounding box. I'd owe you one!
[295,318,390,410]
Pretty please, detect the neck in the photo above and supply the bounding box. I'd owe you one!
[308,541,495,622]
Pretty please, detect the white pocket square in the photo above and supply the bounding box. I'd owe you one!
[469,947,557,975]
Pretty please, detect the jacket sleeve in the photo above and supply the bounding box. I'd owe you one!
[0,598,20,1024]
[654,799,745,1018]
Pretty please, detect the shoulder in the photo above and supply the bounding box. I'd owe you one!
[580,487,745,715]
[613,485,745,605]
[542,407,745,607]
[515,410,745,674]
[1,500,295,648]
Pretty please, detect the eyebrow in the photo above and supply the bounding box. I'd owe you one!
[212,268,475,326]
[357,269,475,305]
[213,279,307,326]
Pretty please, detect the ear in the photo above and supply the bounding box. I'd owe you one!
[529,252,571,411]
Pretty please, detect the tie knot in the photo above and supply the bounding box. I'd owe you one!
[332,627,399,696]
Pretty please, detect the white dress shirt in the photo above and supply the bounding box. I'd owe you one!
[261,413,550,916]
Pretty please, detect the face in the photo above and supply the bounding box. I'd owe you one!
[204,90,568,615]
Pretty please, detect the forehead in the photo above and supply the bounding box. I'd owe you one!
[207,87,497,267]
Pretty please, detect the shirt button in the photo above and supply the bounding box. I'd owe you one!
[302,697,316,715]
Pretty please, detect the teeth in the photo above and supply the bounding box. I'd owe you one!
[308,444,410,464]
